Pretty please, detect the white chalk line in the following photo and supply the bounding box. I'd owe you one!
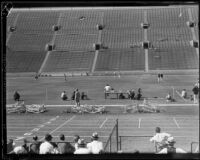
[99,118,108,128]
[39,115,76,141]
[138,118,141,128]
[173,117,180,128]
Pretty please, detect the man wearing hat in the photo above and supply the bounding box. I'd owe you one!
[158,137,186,154]
[39,133,55,154]
[57,134,75,154]
[87,132,103,154]
[150,127,171,151]
[74,139,91,154]
[29,135,41,154]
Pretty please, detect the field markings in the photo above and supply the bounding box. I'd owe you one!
[39,115,76,141]
[99,118,108,128]
[173,117,180,128]
[138,118,142,128]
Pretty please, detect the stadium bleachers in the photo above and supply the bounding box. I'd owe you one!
[42,51,95,72]
[95,48,145,71]
[7,11,59,51]
[102,9,143,49]
[54,10,100,51]
[148,46,198,70]
[6,50,46,73]
[6,6,199,73]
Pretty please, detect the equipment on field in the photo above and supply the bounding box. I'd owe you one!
[124,99,164,113]
[7,102,47,114]
[68,105,105,114]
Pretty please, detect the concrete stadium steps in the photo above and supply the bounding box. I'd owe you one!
[190,7,199,40]
[42,51,94,72]
[148,46,198,70]
[102,9,143,48]
[8,34,53,51]
[10,11,60,33]
[7,11,59,51]
[55,32,98,51]
[6,51,46,73]
[54,10,100,51]
[147,7,193,43]
[95,49,145,71]
[7,12,18,29]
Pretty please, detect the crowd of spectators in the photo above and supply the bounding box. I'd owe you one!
[150,127,187,154]
[8,132,103,155]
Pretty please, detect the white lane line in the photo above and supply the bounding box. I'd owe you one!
[39,115,76,141]
[138,118,141,128]
[173,117,180,128]
[99,118,108,128]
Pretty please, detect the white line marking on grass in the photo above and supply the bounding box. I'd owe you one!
[99,118,108,128]
[138,118,141,128]
[39,115,76,141]
[173,117,180,128]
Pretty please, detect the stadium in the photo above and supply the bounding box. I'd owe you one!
[3,1,199,158]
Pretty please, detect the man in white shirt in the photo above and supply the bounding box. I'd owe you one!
[39,133,55,154]
[181,89,187,99]
[104,84,112,92]
[61,91,67,100]
[74,139,90,154]
[87,132,103,154]
[158,137,186,154]
[150,127,171,151]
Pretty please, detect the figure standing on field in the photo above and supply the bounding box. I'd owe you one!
[75,89,81,106]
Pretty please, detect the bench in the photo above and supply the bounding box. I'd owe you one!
[104,91,129,99]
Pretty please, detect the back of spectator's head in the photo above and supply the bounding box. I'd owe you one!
[23,139,28,144]
[76,88,79,91]
[8,139,13,144]
[155,127,161,133]
[78,139,86,148]
[13,146,27,154]
[59,134,65,141]
[45,133,52,141]
[73,135,80,143]
[33,135,38,141]
[92,132,99,140]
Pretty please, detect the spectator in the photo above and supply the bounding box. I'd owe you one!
[104,84,112,92]
[160,74,164,81]
[87,132,103,154]
[29,135,41,154]
[127,89,135,100]
[158,137,186,154]
[13,146,28,154]
[119,93,125,99]
[39,133,55,154]
[150,127,171,151]
[157,74,161,83]
[57,134,75,154]
[74,139,90,154]
[192,85,199,103]
[181,89,187,99]
[166,93,172,102]
[61,91,67,101]
[13,91,20,101]
[73,135,80,150]
[7,139,15,153]
[75,89,81,106]
[71,91,75,100]
[22,139,29,153]
[81,92,88,100]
